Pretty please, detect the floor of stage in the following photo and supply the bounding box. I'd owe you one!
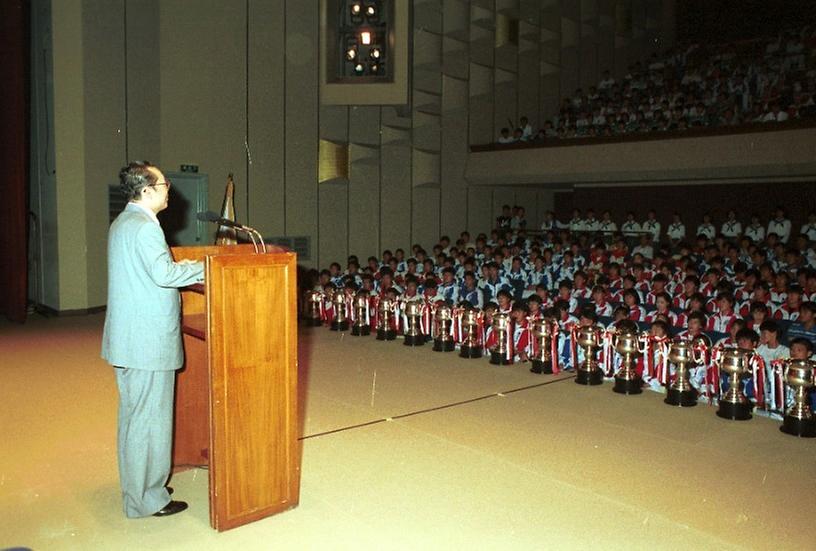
[1,313,812,550]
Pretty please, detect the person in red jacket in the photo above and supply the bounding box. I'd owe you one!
[773,287,802,320]
[623,289,645,321]
[511,302,531,362]
[707,293,739,333]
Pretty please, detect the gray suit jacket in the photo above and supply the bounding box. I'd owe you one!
[102,203,204,371]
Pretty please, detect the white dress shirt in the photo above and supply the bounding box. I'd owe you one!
[642,220,661,242]
[621,221,641,237]
[721,220,742,238]
[667,222,686,241]
[696,223,716,240]
[744,224,765,242]
[767,218,792,243]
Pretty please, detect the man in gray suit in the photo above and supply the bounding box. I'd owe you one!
[102,161,204,518]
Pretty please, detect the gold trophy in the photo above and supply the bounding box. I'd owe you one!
[432,303,455,352]
[459,308,483,359]
[716,347,753,420]
[330,290,349,331]
[376,297,396,341]
[403,300,425,346]
[529,319,557,374]
[305,290,323,327]
[664,339,698,407]
[575,325,603,385]
[612,328,643,395]
[351,293,371,336]
[489,312,513,365]
[780,359,816,437]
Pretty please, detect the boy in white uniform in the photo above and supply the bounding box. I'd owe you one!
[756,320,790,369]
[721,209,742,240]
[666,213,686,246]
[767,207,791,244]
[642,210,661,244]
[696,213,716,240]
[744,214,765,243]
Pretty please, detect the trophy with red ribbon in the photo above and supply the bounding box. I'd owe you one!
[489,312,513,365]
[330,290,349,332]
[612,328,643,395]
[575,325,603,385]
[780,358,816,437]
[305,290,323,327]
[376,296,396,341]
[459,308,483,359]
[665,339,698,407]
[529,319,558,374]
[403,300,425,346]
[432,303,455,352]
[716,347,754,420]
[351,292,371,336]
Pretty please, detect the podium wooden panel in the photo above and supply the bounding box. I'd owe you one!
[172,244,300,531]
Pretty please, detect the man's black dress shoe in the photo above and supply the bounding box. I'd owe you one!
[153,500,188,517]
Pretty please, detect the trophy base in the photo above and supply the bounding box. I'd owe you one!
[403,334,425,346]
[459,346,483,359]
[530,360,553,374]
[433,340,455,352]
[664,387,698,407]
[780,416,816,438]
[489,351,513,365]
[613,377,643,395]
[330,321,349,332]
[305,318,323,327]
[716,400,752,421]
[575,370,603,385]
[351,325,370,336]
[376,329,397,341]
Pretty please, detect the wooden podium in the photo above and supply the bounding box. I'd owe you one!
[170,244,300,531]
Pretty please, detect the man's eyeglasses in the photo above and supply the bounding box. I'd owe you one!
[150,180,172,189]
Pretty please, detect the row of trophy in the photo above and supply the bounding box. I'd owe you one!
[305,289,816,438]
[572,323,816,436]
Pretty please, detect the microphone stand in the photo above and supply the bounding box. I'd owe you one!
[241,225,266,253]
[242,227,258,254]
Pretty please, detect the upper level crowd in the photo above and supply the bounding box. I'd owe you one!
[496,26,816,144]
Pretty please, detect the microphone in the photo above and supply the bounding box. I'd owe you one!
[196,211,242,229]
[196,211,266,253]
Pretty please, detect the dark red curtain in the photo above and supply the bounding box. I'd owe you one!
[0,0,29,323]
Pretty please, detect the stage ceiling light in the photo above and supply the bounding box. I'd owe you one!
[366,5,377,18]
[350,3,362,15]
[369,47,381,60]
[345,47,357,60]
[360,30,372,44]
[353,62,365,75]
[369,63,380,74]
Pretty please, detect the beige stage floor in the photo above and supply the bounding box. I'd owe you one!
[1,313,813,550]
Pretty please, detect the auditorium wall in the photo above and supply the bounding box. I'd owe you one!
[34,0,674,311]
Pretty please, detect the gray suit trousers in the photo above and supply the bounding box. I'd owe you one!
[115,367,174,517]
